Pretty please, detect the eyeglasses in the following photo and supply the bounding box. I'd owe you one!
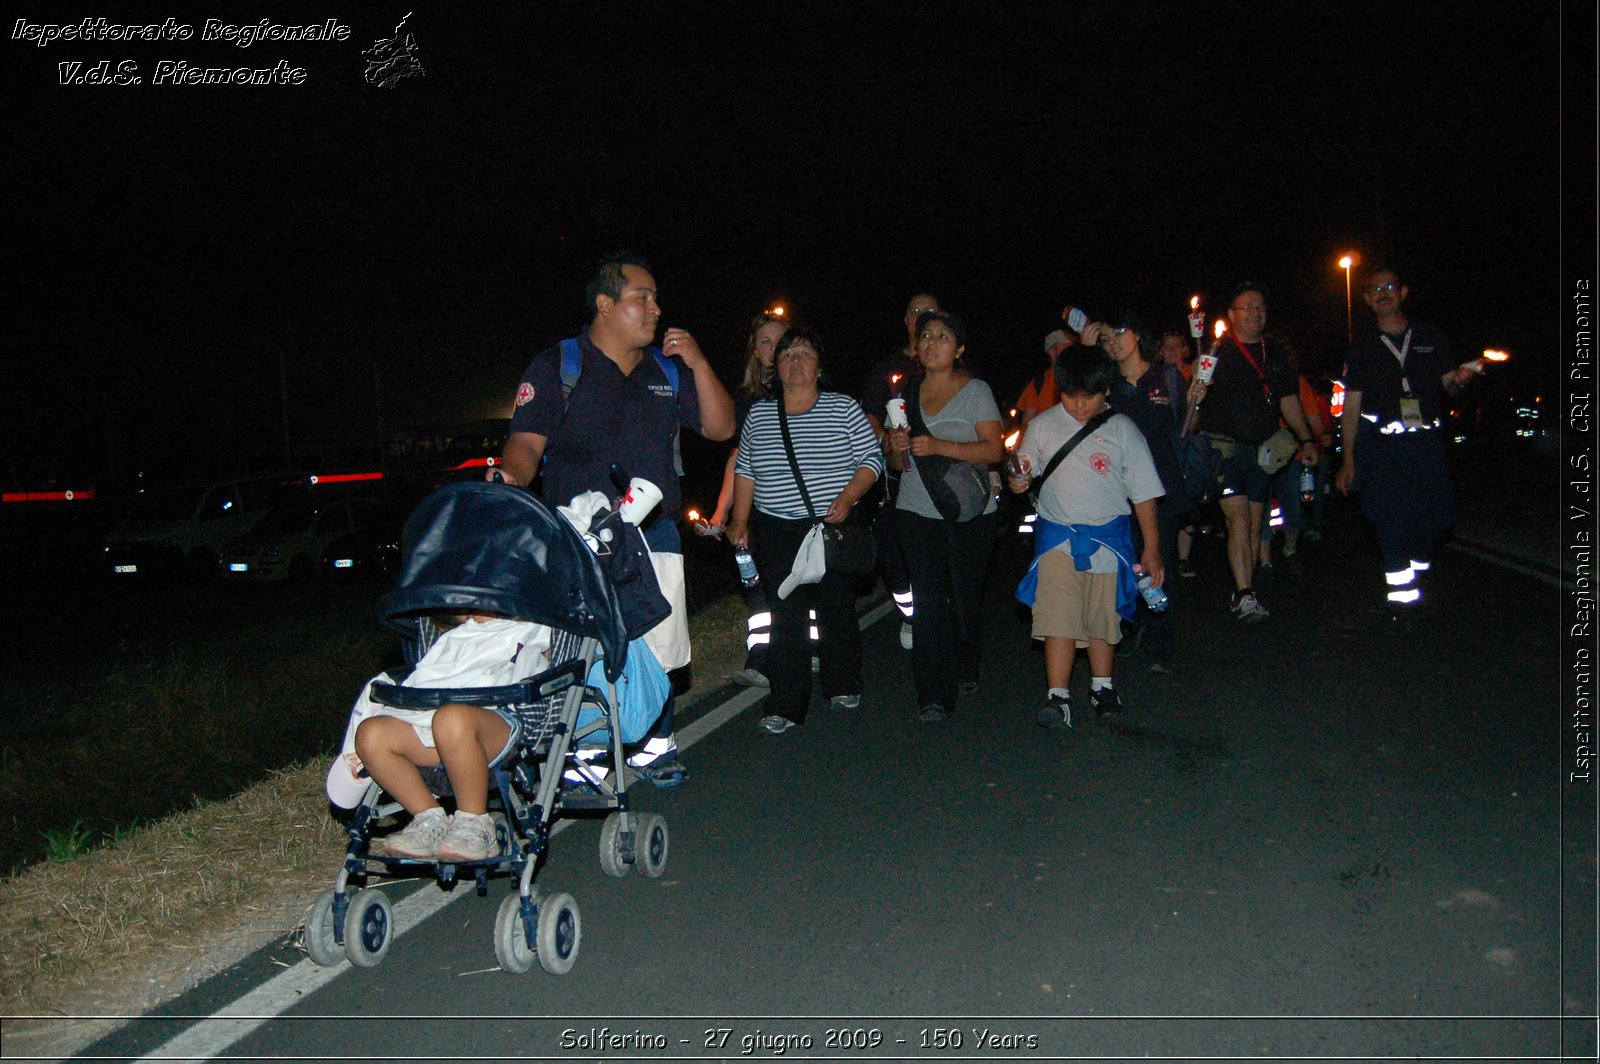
[908,306,938,316]
[1365,282,1402,294]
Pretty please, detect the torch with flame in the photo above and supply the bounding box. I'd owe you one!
[1003,429,1021,451]
[685,507,715,536]
[1214,319,1228,339]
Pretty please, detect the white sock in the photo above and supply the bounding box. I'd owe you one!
[1091,676,1114,691]
[1048,687,1070,701]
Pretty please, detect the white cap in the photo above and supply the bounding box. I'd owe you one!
[1043,329,1071,352]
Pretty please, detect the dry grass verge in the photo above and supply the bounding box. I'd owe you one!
[0,589,783,1039]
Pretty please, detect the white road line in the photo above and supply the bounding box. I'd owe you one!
[1447,539,1566,588]
[139,599,894,1062]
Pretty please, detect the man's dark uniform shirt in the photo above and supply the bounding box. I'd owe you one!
[509,334,703,518]
[859,349,921,426]
[1197,336,1299,444]
[1343,321,1456,428]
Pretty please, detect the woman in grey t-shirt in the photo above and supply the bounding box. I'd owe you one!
[887,311,1005,721]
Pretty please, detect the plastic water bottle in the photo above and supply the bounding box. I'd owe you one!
[1299,464,1315,503]
[1134,566,1168,612]
[734,547,760,589]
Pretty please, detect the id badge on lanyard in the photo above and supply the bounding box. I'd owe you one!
[1381,330,1425,428]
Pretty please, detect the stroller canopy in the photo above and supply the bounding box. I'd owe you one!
[378,482,631,681]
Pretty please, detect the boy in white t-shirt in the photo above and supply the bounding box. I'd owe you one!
[326,613,550,862]
[1008,347,1165,730]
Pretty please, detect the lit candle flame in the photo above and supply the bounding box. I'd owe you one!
[1482,349,1509,362]
[890,373,902,384]
[1189,295,1199,310]
[1003,430,1021,450]
[686,509,700,522]
[1214,320,1228,339]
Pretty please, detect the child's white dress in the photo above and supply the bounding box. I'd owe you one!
[325,618,551,807]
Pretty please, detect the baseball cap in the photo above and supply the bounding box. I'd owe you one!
[1043,329,1071,352]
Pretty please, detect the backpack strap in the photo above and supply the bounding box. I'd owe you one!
[556,337,684,476]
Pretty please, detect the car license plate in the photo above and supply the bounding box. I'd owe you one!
[229,563,249,573]
[113,564,138,573]
[333,558,354,569]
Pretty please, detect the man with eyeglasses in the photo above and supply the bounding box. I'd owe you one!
[860,292,940,650]
[1185,283,1319,623]
[1335,267,1483,629]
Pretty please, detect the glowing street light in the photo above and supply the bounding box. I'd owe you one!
[1337,254,1357,346]
[766,303,786,318]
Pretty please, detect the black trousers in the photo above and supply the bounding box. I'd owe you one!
[898,509,998,712]
[1357,430,1456,591]
[750,512,863,724]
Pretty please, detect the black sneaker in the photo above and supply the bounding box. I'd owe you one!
[918,704,948,722]
[1177,558,1197,578]
[1035,693,1072,730]
[1091,686,1125,718]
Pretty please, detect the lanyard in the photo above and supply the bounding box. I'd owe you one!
[1229,336,1273,401]
[1378,329,1414,395]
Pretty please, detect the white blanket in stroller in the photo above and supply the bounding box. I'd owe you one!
[325,618,551,808]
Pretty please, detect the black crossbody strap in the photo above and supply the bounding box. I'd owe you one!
[1036,410,1115,488]
[777,400,820,521]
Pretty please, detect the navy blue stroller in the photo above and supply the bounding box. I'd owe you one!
[305,481,671,975]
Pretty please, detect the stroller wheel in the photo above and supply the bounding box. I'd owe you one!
[634,813,669,879]
[536,892,582,975]
[598,813,630,879]
[494,893,536,974]
[343,888,394,968]
[303,889,344,967]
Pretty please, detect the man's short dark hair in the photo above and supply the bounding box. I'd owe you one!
[1365,265,1403,285]
[1054,344,1115,395]
[585,251,653,321]
[1229,280,1268,305]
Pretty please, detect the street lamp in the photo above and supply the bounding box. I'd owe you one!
[1337,254,1356,345]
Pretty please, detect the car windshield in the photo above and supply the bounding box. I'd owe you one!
[249,503,320,538]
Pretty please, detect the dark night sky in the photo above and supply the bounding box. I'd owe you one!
[4,1,1580,485]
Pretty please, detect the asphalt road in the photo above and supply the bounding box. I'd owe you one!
[77,503,1588,1062]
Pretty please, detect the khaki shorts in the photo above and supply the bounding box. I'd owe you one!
[1030,550,1123,646]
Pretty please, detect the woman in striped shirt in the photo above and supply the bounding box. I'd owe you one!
[726,329,884,734]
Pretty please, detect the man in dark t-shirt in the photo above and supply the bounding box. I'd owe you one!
[1335,267,1482,627]
[498,252,734,784]
[1186,283,1319,623]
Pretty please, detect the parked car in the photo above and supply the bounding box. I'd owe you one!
[104,472,306,579]
[219,496,386,582]
[320,499,404,579]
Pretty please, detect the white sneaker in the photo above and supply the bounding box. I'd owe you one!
[829,694,861,709]
[731,668,770,688]
[899,622,914,650]
[374,807,449,859]
[436,811,497,862]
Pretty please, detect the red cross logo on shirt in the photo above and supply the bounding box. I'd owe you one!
[515,382,536,407]
[1089,453,1110,475]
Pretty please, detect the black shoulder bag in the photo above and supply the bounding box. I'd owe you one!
[777,399,878,575]
[904,380,993,522]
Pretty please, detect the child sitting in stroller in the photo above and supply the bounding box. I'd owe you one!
[328,611,552,862]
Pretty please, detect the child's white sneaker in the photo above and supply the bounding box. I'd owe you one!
[436,811,497,862]
[374,807,449,859]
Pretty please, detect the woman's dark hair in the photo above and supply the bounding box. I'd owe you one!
[913,309,968,352]
[774,327,824,362]
[1054,344,1116,395]
[1107,310,1160,362]
[773,327,835,391]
